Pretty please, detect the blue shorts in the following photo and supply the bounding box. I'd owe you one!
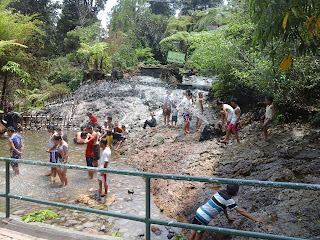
[119,137,126,142]
[50,151,58,163]
[86,157,94,167]
[11,160,18,168]
[172,116,178,122]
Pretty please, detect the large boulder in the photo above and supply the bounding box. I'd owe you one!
[199,123,223,141]
[160,64,183,83]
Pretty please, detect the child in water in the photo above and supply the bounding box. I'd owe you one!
[188,184,266,240]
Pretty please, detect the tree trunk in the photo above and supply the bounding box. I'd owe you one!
[0,74,8,111]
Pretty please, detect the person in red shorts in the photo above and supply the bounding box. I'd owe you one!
[221,98,241,145]
[81,131,95,179]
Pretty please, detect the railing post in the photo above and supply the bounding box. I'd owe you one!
[145,176,151,240]
[5,161,10,218]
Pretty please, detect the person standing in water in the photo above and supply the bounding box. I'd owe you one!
[85,125,100,168]
[54,135,69,188]
[179,92,193,134]
[7,126,23,175]
[4,107,19,131]
[195,92,204,131]
[81,131,95,179]
[46,125,58,181]
[262,97,275,140]
[97,138,111,197]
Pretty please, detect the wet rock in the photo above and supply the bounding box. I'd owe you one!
[12,210,25,215]
[199,123,223,141]
[151,225,162,236]
[65,220,82,227]
[82,222,96,228]
[99,225,107,233]
[111,67,124,80]
[136,229,145,237]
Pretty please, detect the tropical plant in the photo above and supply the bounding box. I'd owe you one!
[22,210,58,223]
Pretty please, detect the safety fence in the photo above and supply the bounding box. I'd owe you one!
[0,157,319,240]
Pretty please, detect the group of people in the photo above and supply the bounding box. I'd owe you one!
[4,93,275,238]
[217,96,275,145]
[142,89,204,135]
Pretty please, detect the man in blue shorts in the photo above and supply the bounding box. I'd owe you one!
[188,184,266,240]
[7,126,24,175]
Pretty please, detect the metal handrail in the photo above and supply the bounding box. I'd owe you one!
[0,157,318,240]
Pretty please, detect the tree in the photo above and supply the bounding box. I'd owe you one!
[0,0,42,110]
[179,0,223,15]
[248,0,320,70]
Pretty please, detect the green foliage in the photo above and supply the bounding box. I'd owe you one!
[135,47,159,65]
[76,42,109,71]
[112,229,123,237]
[309,112,320,127]
[174,233,188,240]
[1,61,30,85]
[274,114,286,125]
[110,44,138,70]
[22,210,58,223]
[48,57,83,91]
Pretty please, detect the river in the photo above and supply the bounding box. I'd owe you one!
[0,130,179,239]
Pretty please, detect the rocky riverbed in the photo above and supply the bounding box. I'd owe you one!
[41,75,319,239]
[122,119,320,239]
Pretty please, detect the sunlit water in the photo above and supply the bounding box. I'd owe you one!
[0,130,179,239]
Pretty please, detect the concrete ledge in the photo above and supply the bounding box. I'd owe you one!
[0,213,127,240]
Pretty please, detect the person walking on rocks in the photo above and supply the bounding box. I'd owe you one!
[98,138,111,197]
[262,96,275,140]
[217,100,234,129]
[221,98,241,145]
[163,90,173,127]
[195,92,204,131]
[179,92,193,134]
[7,126,23,175]
[188,184,266,240]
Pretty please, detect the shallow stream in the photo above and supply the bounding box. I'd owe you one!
[0,130,179,239]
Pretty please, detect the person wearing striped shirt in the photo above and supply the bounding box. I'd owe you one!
[188,184,266,240]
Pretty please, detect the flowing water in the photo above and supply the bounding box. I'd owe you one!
[0,75,217,239]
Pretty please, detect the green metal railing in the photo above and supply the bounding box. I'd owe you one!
[0,157,319,240]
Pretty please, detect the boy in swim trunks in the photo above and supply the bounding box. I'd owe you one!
[221,98,241,145]
[81,131,95,179]
[188,184,266,240]
[85,125,100,168]
[98,138,111,197]
[7,126,24,175]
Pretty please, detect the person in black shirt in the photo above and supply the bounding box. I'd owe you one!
[4,107,19,130]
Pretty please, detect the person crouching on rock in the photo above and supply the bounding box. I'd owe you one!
[188,184,266,240]
[143,112,157,129]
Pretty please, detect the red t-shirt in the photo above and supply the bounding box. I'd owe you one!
[89,114,98,126]
[85,137,95,158]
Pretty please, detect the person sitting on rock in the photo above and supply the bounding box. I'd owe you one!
[87,112,98,126]
[143,112,157,129]
[115,125,129,150]
[188,184,266,240]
